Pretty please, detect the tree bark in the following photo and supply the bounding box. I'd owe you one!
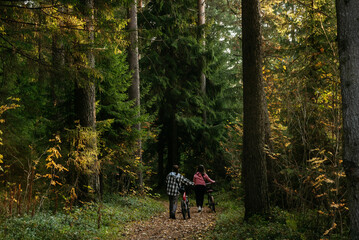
[51,5,65,108]
[128,0,143,189]
[336,1,359,239]
[157,129,165,188]
[198,0,206,123]
[167,107,178,173]
[242,0,269,219]
[75,0,100,201]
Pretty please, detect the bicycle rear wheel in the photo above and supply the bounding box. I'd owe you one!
[209,195,215,212]
[187,201,191,219]
[181,200,187,219]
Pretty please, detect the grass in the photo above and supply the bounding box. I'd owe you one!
[205,190,349,240]
[0,190,349,240]
[0,194,165,240]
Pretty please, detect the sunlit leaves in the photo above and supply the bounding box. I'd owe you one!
[0,99,20,173]
[260,0,344,236]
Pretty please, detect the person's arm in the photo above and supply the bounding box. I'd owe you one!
[204,174,215,183]
[181,175,194,186]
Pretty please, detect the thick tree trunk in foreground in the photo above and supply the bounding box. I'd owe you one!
[128,0,143,189]
[242,0,269,219]
[336,1,359,238]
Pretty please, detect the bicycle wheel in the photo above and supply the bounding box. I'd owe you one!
[181,200,187,219]
[187,201,191,219]
[209,195,215,212]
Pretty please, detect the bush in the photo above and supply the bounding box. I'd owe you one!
[206,192,349,240]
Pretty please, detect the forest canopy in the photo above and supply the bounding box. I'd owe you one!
[0,0,352,239]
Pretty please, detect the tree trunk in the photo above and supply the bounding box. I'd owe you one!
[37,11,46,86]
[157,129,165,188]
[167,108,178,172]
[75,0,100,201]
[51,5,65,108]
[242,0,269,219]
[198,0,206,123]
[336,1,359,238]
[128,0,143,189]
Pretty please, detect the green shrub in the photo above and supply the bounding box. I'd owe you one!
[206,192,349,240]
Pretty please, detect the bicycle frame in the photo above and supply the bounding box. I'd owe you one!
[206,183,216,212]
[182,191,187,201]
[180,186,191,219]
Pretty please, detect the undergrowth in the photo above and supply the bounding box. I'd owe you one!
[0,194,165,240]
[206,191,349,240]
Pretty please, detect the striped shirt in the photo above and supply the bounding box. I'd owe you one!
[166,172,193,196]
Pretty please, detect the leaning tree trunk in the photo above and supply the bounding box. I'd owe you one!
[336,1,359,239]
[128,0,143,189]
[242,0,269,219]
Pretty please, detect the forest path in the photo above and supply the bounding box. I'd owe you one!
[122,200,217,239]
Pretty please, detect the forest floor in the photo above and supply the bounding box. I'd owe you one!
[122,200,217,239]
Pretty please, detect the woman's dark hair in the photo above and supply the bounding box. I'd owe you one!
[197,165,205,174]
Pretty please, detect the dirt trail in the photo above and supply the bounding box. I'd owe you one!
[122,201,217,239]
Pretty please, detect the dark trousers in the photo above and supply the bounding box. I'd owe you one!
[195,185,206,208]
[169,195,178,218]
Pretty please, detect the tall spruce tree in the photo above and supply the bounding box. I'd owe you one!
[74,0,100,200]
[140,0,200,179]
[242,0,269,218]
[139,0,239,185]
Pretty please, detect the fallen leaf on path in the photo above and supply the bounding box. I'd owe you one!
[123,201,217,239]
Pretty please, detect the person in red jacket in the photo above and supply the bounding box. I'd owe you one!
[193,164,215,212]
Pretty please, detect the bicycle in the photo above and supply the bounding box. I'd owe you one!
[180,185,191,219]
[206,183,216,212]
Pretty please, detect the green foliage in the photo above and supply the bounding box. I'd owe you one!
[0,0,142,199]
[260,0,344,229]
[0,0,350,238]
[139,0,240,185]
[0,195,165,240]
[207,193,349,240]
